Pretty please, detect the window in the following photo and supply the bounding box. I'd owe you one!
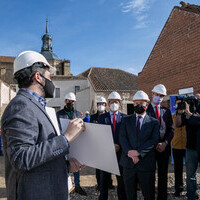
[55,88,60,98]
[75,86,80,92]
[0,68,6,76]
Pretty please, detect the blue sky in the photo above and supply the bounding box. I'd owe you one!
[0,0,199,75]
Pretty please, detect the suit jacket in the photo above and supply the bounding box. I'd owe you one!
[56,107,81,133]
[119,114,159,171]
[98,111,127,159]
[90,111,107,123]
[146,104,174,144]
[188,115,200,153]
[1,89,70,200]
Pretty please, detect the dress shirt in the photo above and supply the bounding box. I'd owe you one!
[136,113,146,129]
[21,88,47,109]
[151,102,161,114]
[109,111,119,123]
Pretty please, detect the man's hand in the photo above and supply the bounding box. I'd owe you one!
[64,118,85,143]
[131,156,140,164]
[193,113,200,117]
[128,150,140,158]
[185,102,192,117]
[68,158,85,173]
[115,144,120,152]
[156,142,167,152]
[128,150,140,164]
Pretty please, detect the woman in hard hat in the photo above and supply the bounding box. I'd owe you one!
[119,90,159,200]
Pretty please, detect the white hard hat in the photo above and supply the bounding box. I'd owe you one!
[14,51,56,75]
[108,91,122,100]
[97,96,107,104]
[133,90,150,102]
[64,92,76,101]
[85,111,89,114]
[152,84,167,96]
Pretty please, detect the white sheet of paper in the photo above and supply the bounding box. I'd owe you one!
[45,107,73,192]
[68,175,74,193]
[60,118,120,175]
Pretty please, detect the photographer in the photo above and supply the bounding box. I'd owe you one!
[175,99,199,200]
[172,99,186,197]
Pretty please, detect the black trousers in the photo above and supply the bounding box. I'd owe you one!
[98,165,126,200]
[172,149,186,193]
[96,169,112,187]
[156,146,170,200]
[123,168,155,200]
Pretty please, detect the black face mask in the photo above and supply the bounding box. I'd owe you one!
[39,75,55,98]
[66,102,74,111]
[134,104,146,114]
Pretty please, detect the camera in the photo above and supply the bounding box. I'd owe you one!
[176,96,199,113]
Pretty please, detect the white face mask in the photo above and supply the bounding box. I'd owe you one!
[98,105,105,112]
[110,103,119,112]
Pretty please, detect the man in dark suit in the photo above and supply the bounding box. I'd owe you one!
[146,84,174,200]
[120,90,159,200]
[57,92,87,196]
[1,51,84,200]
[98,91,127,200]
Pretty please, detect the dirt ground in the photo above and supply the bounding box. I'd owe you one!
[0,155,200,200]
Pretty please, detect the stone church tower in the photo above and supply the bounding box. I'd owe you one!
[41,19,72,76]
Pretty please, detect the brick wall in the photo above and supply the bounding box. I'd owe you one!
[138,6,200,98]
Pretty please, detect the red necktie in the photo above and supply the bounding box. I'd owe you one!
[137,116,141,135]
[155,105,160,124]
[113,113,116,133]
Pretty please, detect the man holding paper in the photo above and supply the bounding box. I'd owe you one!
[98,91,127,200]
[119,91,159,200]
[1,51,84,200]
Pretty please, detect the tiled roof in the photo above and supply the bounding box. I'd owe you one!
[52,75,87,81]
[0,56,15,63]
[77,67,138,92]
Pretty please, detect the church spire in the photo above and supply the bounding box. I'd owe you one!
[41,19,52,52]
[46,18,48,34]
[41,19,59,61]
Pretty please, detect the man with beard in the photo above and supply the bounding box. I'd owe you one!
[1,51,85,200]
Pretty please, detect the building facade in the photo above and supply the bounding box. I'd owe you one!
[138,3,200,102]
[76,67,138,115]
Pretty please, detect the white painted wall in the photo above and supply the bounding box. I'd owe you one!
[1,82,10,107]
[10,89,16,100]
[76,87,90,114]
[47,79,89,111]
